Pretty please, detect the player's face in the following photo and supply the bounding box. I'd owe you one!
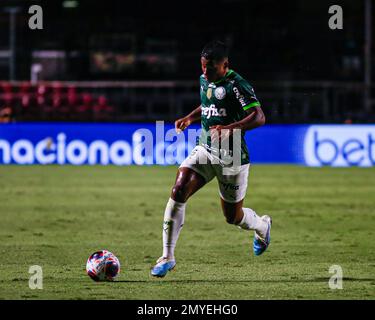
[201,57,228,82]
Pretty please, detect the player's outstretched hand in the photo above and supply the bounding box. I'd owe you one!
[175,117,191,134]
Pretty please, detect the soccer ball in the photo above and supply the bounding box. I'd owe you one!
[86,250,120,281]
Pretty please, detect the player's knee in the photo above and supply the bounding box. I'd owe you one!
[171,184,189,203]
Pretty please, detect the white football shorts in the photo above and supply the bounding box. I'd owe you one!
[179,145,250,203]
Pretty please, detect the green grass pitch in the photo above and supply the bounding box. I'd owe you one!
[0,165,374,300]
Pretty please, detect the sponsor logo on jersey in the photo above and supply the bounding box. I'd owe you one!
[201,104,227,119]
[214,86,226,100]
[220,182,240,191]
[233,86,247,107]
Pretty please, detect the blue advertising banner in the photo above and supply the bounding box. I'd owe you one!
[0,123,374,166]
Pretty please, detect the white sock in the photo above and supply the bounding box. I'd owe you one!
[237,207,268,238]
[162,198,186,260]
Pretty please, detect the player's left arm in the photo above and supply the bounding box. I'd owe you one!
[228,105,265,131]
[209,106,265,141]
[210,79,265,136]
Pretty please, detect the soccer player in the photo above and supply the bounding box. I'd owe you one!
[151,40,272,277]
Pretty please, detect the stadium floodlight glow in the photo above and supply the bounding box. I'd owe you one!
[62,1,79,9]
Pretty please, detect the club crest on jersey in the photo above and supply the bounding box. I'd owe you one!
[214,87,226,100]
[207,88,212,99]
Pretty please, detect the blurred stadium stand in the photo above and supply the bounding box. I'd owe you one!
[0,0,374,123]
[1,80,372,123]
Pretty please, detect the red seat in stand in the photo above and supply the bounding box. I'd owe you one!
[78,93,92,112]
[93,95,115,121]
[75,92,93,121]
[1,82,12,94]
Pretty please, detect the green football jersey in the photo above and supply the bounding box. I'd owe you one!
[198,69,261,165]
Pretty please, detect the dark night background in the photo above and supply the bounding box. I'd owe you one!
[0,0,373,123]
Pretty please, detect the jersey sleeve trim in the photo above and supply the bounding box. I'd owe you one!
[243,101,260,110]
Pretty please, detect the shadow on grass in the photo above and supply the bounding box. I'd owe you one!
[114,277,375,284]
[312,277,375,283]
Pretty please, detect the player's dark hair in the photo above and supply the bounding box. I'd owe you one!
[201,40,229,61]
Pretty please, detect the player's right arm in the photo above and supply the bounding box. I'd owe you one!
[175,105,201,133]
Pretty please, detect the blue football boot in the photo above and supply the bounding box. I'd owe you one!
[150,257,176,277]
[253,215,272,256]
